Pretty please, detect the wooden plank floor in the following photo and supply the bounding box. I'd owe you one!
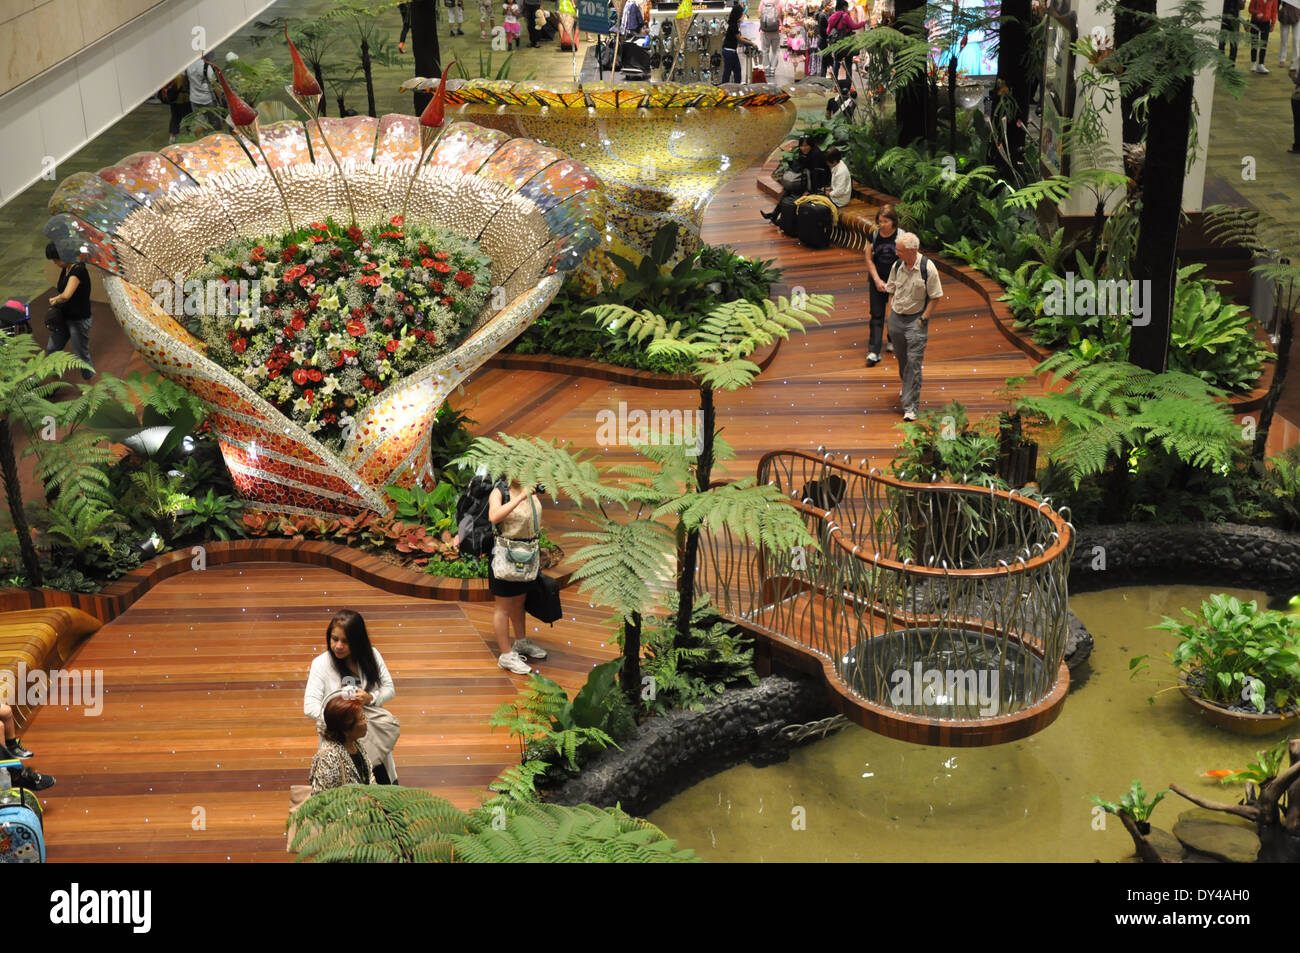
[18,169,1298,863]
[30,562,618,862]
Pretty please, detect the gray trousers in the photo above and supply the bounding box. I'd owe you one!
[46,315,95,377]
[888,308,927,415]
[761,31,780,74]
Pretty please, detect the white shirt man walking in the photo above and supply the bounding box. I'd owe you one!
[884,231,943,421]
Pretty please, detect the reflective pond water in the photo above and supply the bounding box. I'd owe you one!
[648,585,1300,862]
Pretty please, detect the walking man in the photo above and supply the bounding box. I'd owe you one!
[884,231,942,421]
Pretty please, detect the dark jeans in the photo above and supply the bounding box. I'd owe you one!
[47,315,94,377]
[168,101,192,136]
[867,281,887,355]
[1220,0,1240,59]
[721,48,740,84]
[524,1,540,43]
[1292,97,1300,149]
[1251,18,1272,63]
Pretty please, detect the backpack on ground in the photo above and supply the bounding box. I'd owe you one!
[455,474,503,557]
[796,199,834,249]
[760,0,780,32]
[777,195,800,237]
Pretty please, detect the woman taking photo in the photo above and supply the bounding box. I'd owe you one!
[863,204,899,367]
[304,610,399,784]
[489,476,549,674]
[308,695,375,794]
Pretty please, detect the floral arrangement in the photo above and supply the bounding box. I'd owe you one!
[185,216,492,451]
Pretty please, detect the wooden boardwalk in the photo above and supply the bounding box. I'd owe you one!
[20,171,1294,862]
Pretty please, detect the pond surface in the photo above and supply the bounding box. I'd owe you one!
[648,585,1300,862]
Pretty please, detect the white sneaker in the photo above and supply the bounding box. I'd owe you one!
[902,411,917,422]
[1259,64,1271,74]
[497,651,532,674]
[885,341,895,353]
[512,637,548,660]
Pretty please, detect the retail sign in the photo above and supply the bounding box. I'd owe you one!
[578,0,614,32]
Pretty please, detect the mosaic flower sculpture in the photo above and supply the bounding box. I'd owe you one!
[43,112,605,519]
[400,78,797,289]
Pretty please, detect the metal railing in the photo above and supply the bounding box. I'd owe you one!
[697,450,1076,728]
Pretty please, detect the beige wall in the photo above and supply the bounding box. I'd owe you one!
[0,0,166,97]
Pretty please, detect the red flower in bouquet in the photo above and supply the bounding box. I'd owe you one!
[432,262,451,274]
[232,337,248,354]
[400,258,412,268]
[434,251,450,261]
[281,244,300,263]
[347,225,363,242]
[283,325,296,340]
[386,339,400,353]
[298,274,315,288]
[304,389,315,405]
[293,368,310,386]
[430,280,444,294]
[283,264,307,283]
[390,215,404,227]
[421,257,436,268]
[290,314,306,331]
[378,231,404,239]
[250,246,267,262]
[356,274,382,288]
[454,270,474,289]
[310,234,327,244]
[308,369,323,382]
[362,261,378,271]
[309,222,327,231]
[346,320,367,337]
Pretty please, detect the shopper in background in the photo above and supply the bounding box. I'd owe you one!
[399,2,413,51]
[1279,0,1299,66]
[445,0,466,36]
[488,477,549,675]
[523,0,543,46]
[1220,0,1246,62]
[159,71,190,144]
[1249,0,1278,72]
[479,0,495,38]
[722,0,757,84]
[44,242,94,380]
[862,204,898,367]
[757,0,783,77]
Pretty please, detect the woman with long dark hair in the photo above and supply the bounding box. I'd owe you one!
[304,610,399,783]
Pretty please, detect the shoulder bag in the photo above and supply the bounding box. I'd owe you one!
[492,495,540,582]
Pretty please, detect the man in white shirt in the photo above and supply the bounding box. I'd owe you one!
[825,147,851,207]
[186,56,216,107]
[884,231,943,421]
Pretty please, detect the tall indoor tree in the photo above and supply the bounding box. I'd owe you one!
[994,0,1032,177]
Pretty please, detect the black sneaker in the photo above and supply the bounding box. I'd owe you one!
[6,739,34,759]
[17,767,55,791]
[80,368,94,380]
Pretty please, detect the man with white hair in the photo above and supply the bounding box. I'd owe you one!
[884,230,942,421]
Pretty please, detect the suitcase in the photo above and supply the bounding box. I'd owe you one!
[777,195,799,237]
[0,786,44,863]
[797,200,834,249]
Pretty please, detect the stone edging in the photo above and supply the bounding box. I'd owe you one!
[0,538,577,624]
[1070,522,1300,593]
[546,675,833,817]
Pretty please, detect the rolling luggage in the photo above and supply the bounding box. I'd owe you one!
[777,195,799,237]
[0,763,44,863]
[797,200,834,249]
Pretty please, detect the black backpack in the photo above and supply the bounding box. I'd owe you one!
[455,475,503,557]
[888,256,930,285]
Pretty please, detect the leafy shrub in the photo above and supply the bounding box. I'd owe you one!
[1262,446,1300,530]
[1090,780,1167,825]
[1146,594,1300,714]
[639,593,759,714]
[1168,264,1271,393]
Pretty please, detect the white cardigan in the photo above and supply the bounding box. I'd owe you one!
[304,648,396,718]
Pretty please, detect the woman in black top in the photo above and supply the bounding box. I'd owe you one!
[44,242,95,380]
[761,135,830,223]
[862,204,899,366]
[721,0,753,85]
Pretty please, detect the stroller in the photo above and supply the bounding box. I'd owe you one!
[0,299,32,337]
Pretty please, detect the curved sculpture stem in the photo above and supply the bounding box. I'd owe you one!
[398,142,434,225]
[312,116,360,228]
[250,139,297,232]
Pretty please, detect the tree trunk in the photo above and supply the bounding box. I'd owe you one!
[674,384,715,646]
[1117,812,1167,863]
[1128,75,1192,373]
[412,0,442,115]
[1252,313,1292,461]
[895,0,929,146]
[361,37,376,119]
[621,611,641,705]
[995,0,1031,178]
[947,56,958,156]
[0,416,42,587]
[1114,0,1157,144]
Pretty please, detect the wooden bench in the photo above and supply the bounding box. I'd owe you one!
[0,608,101,729]
[757,166,883,253]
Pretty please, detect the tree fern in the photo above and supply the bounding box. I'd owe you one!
[448,802,698,863]
[289,785,473,862]
[654,481,815,553]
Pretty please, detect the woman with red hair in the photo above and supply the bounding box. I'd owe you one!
[308,695,375,794]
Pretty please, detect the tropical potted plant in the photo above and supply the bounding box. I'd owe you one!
[1090,779,1170,862]
[1137,594,1300,734]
